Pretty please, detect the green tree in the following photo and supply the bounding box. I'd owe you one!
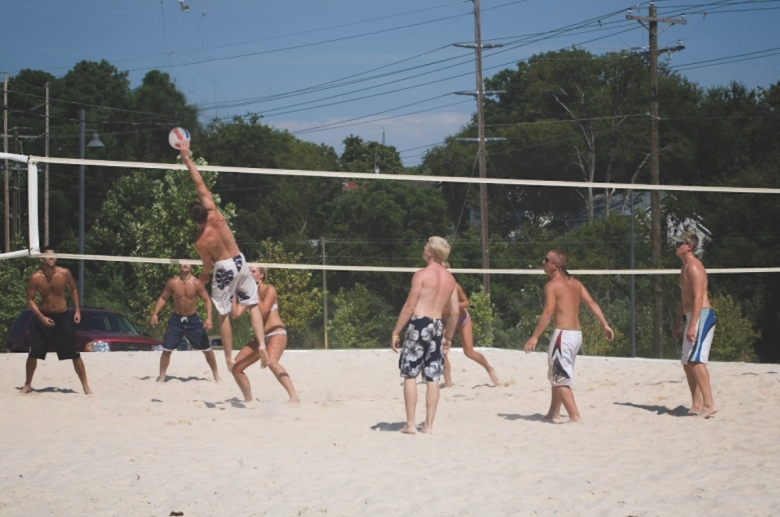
[329,284,395,348]
[339,135,404,173]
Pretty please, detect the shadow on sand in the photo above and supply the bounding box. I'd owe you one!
[141,375,210,382]
[498,413,560,423]
[17,386,77,394]
[614,402,694,416]
[370,422,407,432]
[198,398,247,409]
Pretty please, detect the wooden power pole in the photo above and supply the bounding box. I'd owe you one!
[3,70,8,252]
[628,2,685,358]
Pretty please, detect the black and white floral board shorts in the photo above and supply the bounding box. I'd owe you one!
[398,315,444,382]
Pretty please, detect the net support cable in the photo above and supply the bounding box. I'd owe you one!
[2,152,779,274]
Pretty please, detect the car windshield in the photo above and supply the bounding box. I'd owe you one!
[75,312,139,334]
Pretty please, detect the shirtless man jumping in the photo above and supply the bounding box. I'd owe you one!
[391,237,459,434]
[150,264,220,382]
[672,231,717,418]
[21,246,92,395]
[180,140,268,375]
[524,250,613,423]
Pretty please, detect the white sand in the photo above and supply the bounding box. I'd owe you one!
[1,348,779,516]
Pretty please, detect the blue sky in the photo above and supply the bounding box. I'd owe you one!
[3,0,779,165]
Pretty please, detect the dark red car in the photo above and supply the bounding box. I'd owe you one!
[5,307,163,353]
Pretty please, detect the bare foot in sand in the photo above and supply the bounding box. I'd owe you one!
[83,387,93,395]
[698,406,718,419]
[566,416,584,424]
[20,384,32,394]
[542,415,563,424]
[420,424,433,434]
[157,376,166,383]
[488,367,499,385]
[213,373,221,382]
[286,396,301,404]
[400,424,417,435]
[688,406,701,415]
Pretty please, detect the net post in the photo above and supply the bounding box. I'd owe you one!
[27,161,40,254]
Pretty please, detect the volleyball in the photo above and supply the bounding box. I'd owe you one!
[168,127,191,150]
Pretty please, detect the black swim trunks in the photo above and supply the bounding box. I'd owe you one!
[163,313,211,351]
[398,315,444,382]
[29,311,80,360]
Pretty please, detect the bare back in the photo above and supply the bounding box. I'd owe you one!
[168,276,204,316]
[194,210,240,263]
[548,276,584,330]
[679,258,710,313]
[28,267,73,314]
[411,263,456,319]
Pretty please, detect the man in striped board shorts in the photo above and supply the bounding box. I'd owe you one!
[672,231,718,419]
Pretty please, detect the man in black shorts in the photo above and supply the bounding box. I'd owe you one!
[150,264,220,382]
[22,246,92,395]
[391,237,459,434]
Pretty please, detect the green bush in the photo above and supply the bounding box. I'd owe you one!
[329,283,395,348]
[469,286,496,347]
[709,294,760,362]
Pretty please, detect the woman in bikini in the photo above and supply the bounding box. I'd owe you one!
[442,263,499,387]
[232,266,300,403]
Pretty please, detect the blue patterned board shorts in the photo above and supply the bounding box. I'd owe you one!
[399,316,444,382]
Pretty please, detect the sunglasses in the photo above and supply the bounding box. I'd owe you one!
[543,257,552,263]
[674,241,687,248]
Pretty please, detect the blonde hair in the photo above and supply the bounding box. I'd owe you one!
[427,236,450,264]
[679,231,699,249]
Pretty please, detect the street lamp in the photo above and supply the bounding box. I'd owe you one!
[78,109,104,306]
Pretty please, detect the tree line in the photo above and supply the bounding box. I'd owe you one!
[1,50,778,362]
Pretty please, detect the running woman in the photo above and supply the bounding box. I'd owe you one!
[441,264,499,387]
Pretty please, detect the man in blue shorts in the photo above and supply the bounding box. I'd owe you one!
[391,237,459,434]
[150,264,220,382]
[672,231,717,418]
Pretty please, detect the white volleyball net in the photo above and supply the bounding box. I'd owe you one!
[2,151,779,359]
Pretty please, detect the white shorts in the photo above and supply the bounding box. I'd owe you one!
[548,329,582,387]
[682,308,717,364]
[211,253,258,316]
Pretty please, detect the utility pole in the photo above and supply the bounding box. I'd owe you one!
[3,70,8,252]
[321,237,328,349]
[45,82,49,246]
[453,0,505,299]
[12,130,18,239]
[79,109,86,306]
[628,3,685,358]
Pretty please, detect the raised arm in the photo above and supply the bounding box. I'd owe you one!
[150,280,173,328]
[390,271,424,353]
[64,269,81,323]
[180,140,217,211]
[580,284,614,341]
[195,278,213,331]
[524,282,557,353]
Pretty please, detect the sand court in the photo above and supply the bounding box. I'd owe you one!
[1,348,779,516]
